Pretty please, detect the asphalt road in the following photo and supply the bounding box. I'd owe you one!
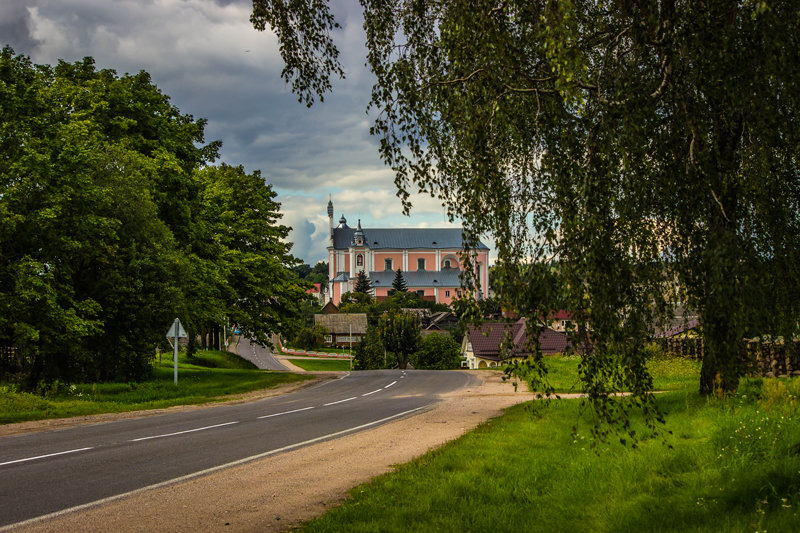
[0,369,478,529]
[230,336,288,371]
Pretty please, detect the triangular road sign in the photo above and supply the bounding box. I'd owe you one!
[166,318,187,339]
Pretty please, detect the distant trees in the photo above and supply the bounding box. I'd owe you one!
[0,48,307,387]
[294,260,328,291]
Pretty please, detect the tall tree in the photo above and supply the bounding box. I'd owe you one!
[354,270,372,294]
[193,164,308,347]
[251,3,800,435]
[378,310,420,370]
[0,49,202,383]
[391,269,407,293]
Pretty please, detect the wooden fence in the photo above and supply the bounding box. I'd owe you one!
[657,337,800,378]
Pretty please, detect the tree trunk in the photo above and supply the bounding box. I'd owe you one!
[698,115,743,395]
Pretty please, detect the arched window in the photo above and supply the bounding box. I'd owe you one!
[443,259,451,269]
[356,254,363,267]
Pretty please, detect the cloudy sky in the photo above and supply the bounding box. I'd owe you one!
[2,0,471,265]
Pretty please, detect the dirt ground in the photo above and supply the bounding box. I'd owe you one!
[7,371,531,532]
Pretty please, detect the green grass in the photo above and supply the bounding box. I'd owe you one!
[510,353,703,393]
[288,358,352,372]
[0,350,312,424]
[302,360,800,532]
[283,344,354,356]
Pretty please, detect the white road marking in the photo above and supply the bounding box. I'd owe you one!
[323,397,357,406]
[3,406,429,532]
[257,407,314,419]
[361,389,382,396]
[384,380,397,389]
[130,421,239,442]
[0,447,94,467]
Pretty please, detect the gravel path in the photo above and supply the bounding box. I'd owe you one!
[9,371,529,532]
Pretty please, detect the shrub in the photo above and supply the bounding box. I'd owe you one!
[412,333,463,370]
[294,325,328,350]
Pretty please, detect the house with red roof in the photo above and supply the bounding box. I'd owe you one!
[461,318,570,369]
[325,200,490,306]
[305,283,324,305]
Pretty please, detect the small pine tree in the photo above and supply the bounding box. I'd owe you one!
[392,268,407,292]
[354,270,372,294]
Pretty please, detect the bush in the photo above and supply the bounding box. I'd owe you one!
[294,325,328,350]
[412,333,463,370]
[353,327,394,370]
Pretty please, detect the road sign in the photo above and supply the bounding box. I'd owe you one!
[167,318,186,385]
[166,318,187,339]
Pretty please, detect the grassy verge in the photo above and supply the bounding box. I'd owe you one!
[281,344,353,356]
[0,350,312,425]
[302,361,799,532]
[288,358,352,372]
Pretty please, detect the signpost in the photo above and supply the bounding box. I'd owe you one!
[166,318,187,384]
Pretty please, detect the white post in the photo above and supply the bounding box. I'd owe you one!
[349,323,353,370]
[173,319,179,385]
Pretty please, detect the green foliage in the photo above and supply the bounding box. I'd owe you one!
[294,325,329,351]
[294,260,328,291]
[378,310,420,369]
[191,163,307,347]
[353,326,392,370]
[411,334,462,370]
[354,269,372,294]
[0,48,306,388]
[252,1,800,440]
[390,268,407,292]
[339,291,373,314]
[0,49,203,385]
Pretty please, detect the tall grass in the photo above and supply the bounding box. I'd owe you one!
[302,363,799,532]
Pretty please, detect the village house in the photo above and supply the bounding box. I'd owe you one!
[325,200,490,306]
[314,313,368,347]
[461,318,570,369]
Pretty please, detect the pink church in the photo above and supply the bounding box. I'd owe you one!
[326,200,490,306]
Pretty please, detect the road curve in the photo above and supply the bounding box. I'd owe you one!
[229,336,288,371]
[0,369,478,529]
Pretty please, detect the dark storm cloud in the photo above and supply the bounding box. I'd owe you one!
[0,1,41,53]
[1,0,462,264]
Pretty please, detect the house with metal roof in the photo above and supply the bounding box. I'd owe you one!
[461,318,569,369]
[325,200,491,306]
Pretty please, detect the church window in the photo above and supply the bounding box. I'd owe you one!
[385,258,393,270]
[417,258,425,271]
[356,254,363,267]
